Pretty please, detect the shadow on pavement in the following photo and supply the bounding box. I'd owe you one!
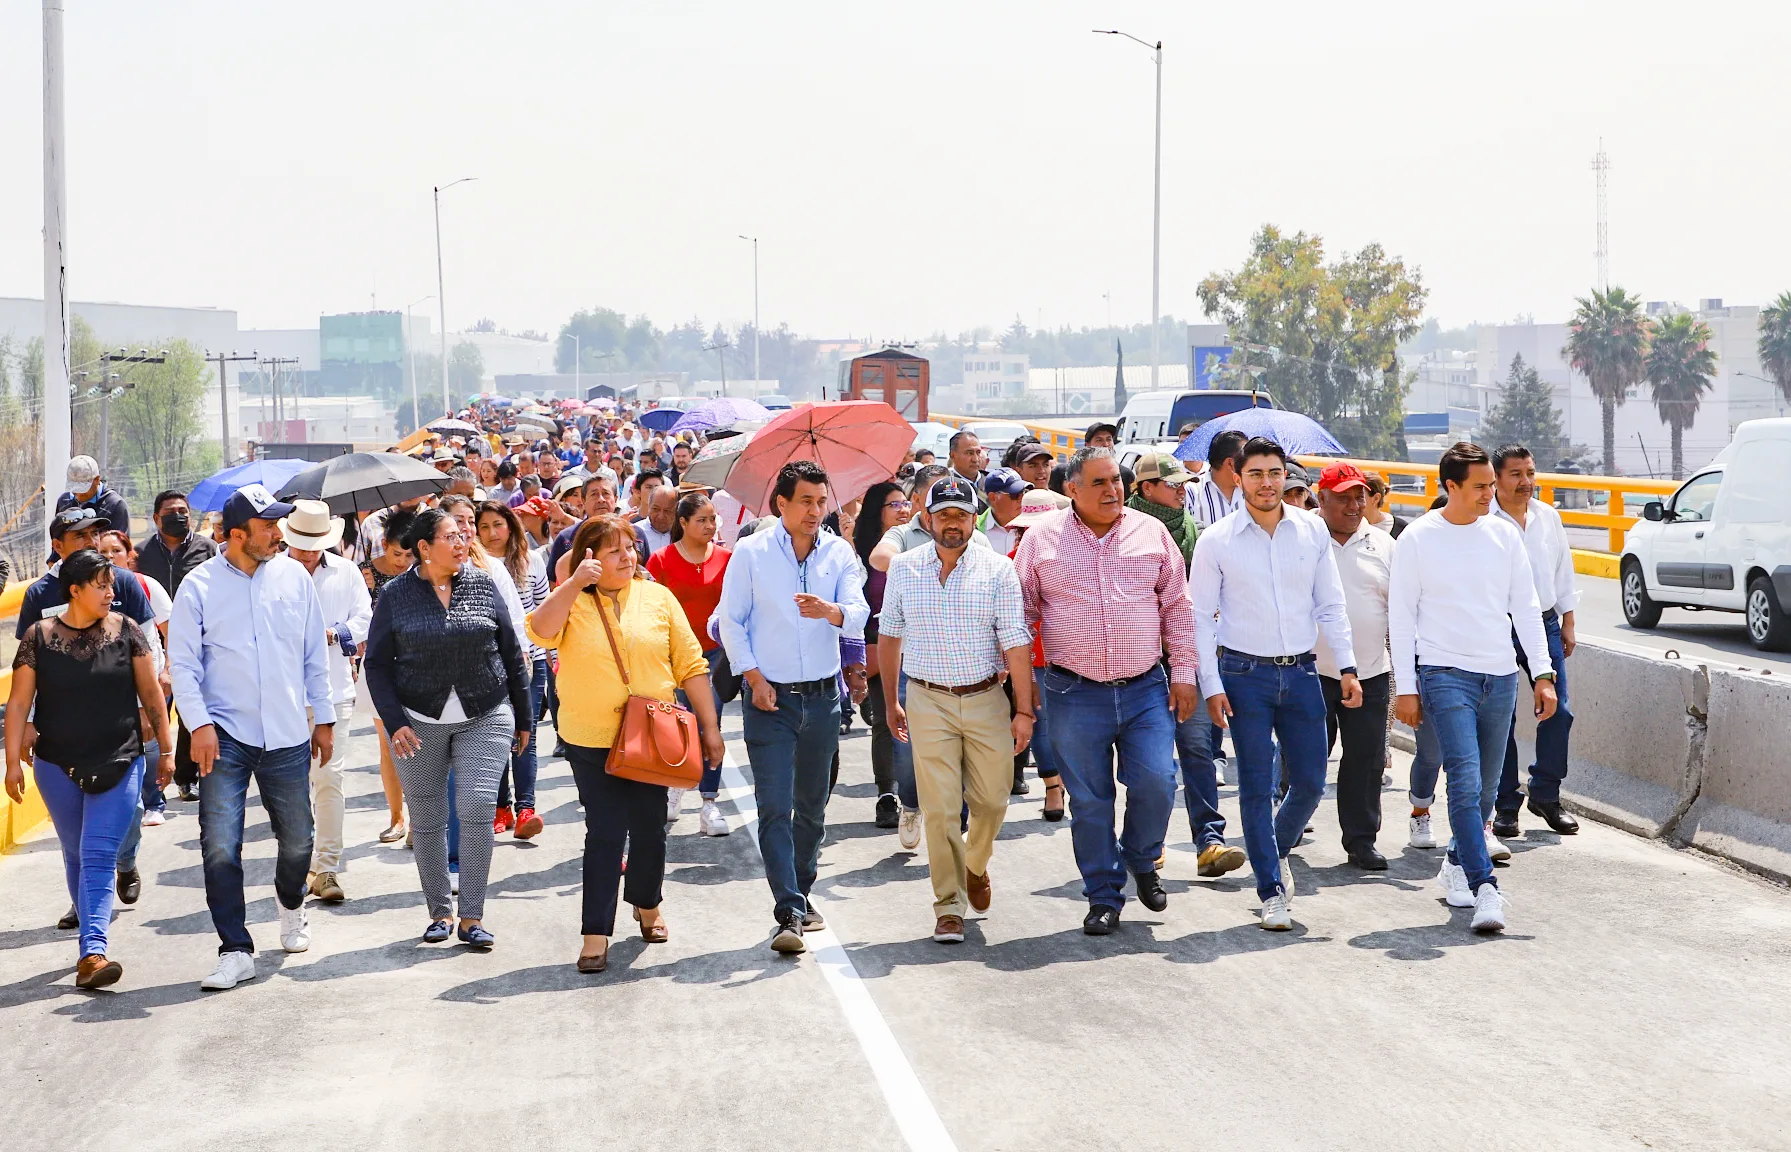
[434,938,806,1003]
[841,920,1328,978]
[1348,909,1537,960]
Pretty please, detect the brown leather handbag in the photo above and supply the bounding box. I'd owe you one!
[594,591,704,789]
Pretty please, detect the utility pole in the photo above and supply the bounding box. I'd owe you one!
[1592,139,1611,292]
[403,296,431,434]
[704,339,731,398]
[96,349,164,473]
[738,235,759,389]
[206,350,256,465]
[261,356,299,443]
[434,177,476,419]
[1093,30,1163,393]
[42,0,70,554]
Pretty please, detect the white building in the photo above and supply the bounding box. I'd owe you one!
[0,296,240,360]
[963,353,1030,403]
[1406,349,1493,434]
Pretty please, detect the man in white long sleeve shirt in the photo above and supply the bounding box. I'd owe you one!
[1389,443,1556,935]
[1190,437,1360,931]
[1489,444,1581,838]
[169,484,335,990]
[282,501,373,904]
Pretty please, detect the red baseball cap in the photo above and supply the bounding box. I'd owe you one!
[1318,462,1371,493]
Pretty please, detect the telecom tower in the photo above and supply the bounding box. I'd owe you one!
[1592,139,1610,291]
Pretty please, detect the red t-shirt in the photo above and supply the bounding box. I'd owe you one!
[646,543,732,650]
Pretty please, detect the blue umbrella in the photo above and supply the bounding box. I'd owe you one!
[637,407,684,433]
[186,458,311,513]
[1175,408,1346,463]
[670,396,771,435]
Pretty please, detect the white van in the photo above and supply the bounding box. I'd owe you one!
[1117,389,1276,444]
[1620,417,1791,650]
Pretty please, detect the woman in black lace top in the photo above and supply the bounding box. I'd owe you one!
[5,550,174,989]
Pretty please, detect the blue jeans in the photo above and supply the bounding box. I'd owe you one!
[498,657,549,810]
[1499,613,1573,809]
[1408,711,1445,808]
[1043,664,1177,909]
[1418,667,1519,893]
[199,730,314,956]
[742,683,840,921]
[676,649,725,798]
[1218,654,1329,901]
[1174,709,1226,849]
[1030,668,1060,780]
[37,755,144,959]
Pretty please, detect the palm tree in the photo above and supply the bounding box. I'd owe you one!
[1643,312,1718,479]
[1759,291,1791,409]
[1564,286,1650,473]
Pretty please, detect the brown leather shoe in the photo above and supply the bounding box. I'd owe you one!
[933,915,965,943]
[633,907,669,944]
[75,954,122,989]
[966,869,992,913]
[576,949,607,974]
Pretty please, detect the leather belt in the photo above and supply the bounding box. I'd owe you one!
[908,674,1001,697]
[771,677,836,695]
[1217,647,1316,667]
[1047,663,1159,688]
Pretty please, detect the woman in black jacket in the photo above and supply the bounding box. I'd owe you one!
[364,508,531,949]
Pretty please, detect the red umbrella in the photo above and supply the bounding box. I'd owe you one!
[722,400,912,515]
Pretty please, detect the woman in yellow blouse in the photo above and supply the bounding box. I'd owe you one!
[527,514,724,973]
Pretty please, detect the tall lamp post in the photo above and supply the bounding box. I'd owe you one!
[738,235,759,390]
[42,0,70,553]
[1094,30,1162,394]
[563,331,581,400]
[433,177,476,417]
[404,294,432,434]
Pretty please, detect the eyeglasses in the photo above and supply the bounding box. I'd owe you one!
[885,499,912,511]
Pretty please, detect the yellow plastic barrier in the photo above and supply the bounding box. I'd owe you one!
[0,579,45,852]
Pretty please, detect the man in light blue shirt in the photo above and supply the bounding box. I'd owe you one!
[168,484,334,991]
[717,460,870,954]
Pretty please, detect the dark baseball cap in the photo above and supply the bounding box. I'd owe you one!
[1084,421,1120,442]
[926,476,978,515]
[50,505,110,537]
[1012,442,1054,465]
[221,482,296,534]
[981,467,1029,497]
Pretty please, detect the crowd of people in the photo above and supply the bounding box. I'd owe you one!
[4,403,1582,988]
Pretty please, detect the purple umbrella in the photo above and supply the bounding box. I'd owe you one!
[670,396,771,434]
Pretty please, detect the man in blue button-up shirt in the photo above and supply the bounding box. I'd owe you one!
[717,460,869,954]
[168,484,334,991]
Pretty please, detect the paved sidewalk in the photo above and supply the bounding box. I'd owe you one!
[3,696,1789,1151]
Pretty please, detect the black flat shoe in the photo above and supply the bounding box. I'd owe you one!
[874,793,899,829]
[1347,847,1389,871]
[1133,871,1168,912]
[1042,781,1066,823]
[1082,904,1120,936]
[1491,810,1521,839]
[1010,771,1030,797]
[116,869,141,905]
[57,906,78,930]
[1527,798,1580,835]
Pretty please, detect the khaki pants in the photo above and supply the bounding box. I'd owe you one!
[907,682,1012,918]
[310,700,355,873]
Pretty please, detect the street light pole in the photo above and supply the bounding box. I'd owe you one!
[1095,30,1162,393]
[738,235,759,389]
[404,295,432,433]
[434,177,475,418]
[564,332,581,399]
[42,0,70,554]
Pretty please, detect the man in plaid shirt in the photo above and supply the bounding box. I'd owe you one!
[1015,448,1200,936]
[879,477,1035,945]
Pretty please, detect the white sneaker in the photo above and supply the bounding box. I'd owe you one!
[1214,756,1230,787]
[277,903,310,953]
[141,808,167,827]
[699,800,730,837]
[1278,857,1296,907]
[1470,882,1508,933]
[1259,893,1292,931]
[1437,859,1475,908]
[200,950,257,990]
[1484,823,1512,862]
[898,807,923,850]
[1409,812,1436,849]
[665,788,686,827]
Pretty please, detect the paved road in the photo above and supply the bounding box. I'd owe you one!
[4,698,1790,1151]
[1571,571,1790,669]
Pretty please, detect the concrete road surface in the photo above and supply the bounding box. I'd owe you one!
[1572,571,1790,669]
[4,697,1790,1151]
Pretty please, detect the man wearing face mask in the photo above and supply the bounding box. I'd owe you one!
[56,455,132,542]
[138,490,217,600]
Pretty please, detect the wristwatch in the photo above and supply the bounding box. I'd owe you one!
[1339,666,1358,677]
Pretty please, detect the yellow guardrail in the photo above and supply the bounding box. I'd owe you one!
[0,579,43,852]
[934,414,1677,554]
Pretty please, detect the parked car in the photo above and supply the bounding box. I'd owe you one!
[909,421,957,461]
[959,420,1034,459]
[1620,418,1791,651]
[757,394,794,411]
[1117,389,1276,445]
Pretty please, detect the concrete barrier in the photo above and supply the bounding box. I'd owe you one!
[1677,668,1791,881]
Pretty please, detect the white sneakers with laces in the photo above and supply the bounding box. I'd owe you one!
[665,788,686,827]
[1408,812,1436,849]
[200,951,257,991]
[278,903,310,953]
[898,807,923,851]
[1471,883,1509,933]
[1278,857,1296,907]
[1437,859,1476,908]
[699,799,730,837]
[1484,824,1512,862]
[1259,893,1292,931]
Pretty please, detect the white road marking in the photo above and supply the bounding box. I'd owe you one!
[719,757,958,1152]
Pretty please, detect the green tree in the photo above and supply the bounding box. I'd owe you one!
[109,339,219,497]
[1563,286,1649,474]
[1643,312,1718,479]
[1480,353,1564,458]
[449,341,484,397]
[1196,225,1425,458]
[1758,290,1791,407]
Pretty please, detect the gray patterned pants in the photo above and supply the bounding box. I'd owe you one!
[395,703,514,922]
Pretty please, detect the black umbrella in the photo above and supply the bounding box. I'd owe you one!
[276,452,450,515]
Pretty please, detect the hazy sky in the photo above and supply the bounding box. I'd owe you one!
[2,2,1787,342]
